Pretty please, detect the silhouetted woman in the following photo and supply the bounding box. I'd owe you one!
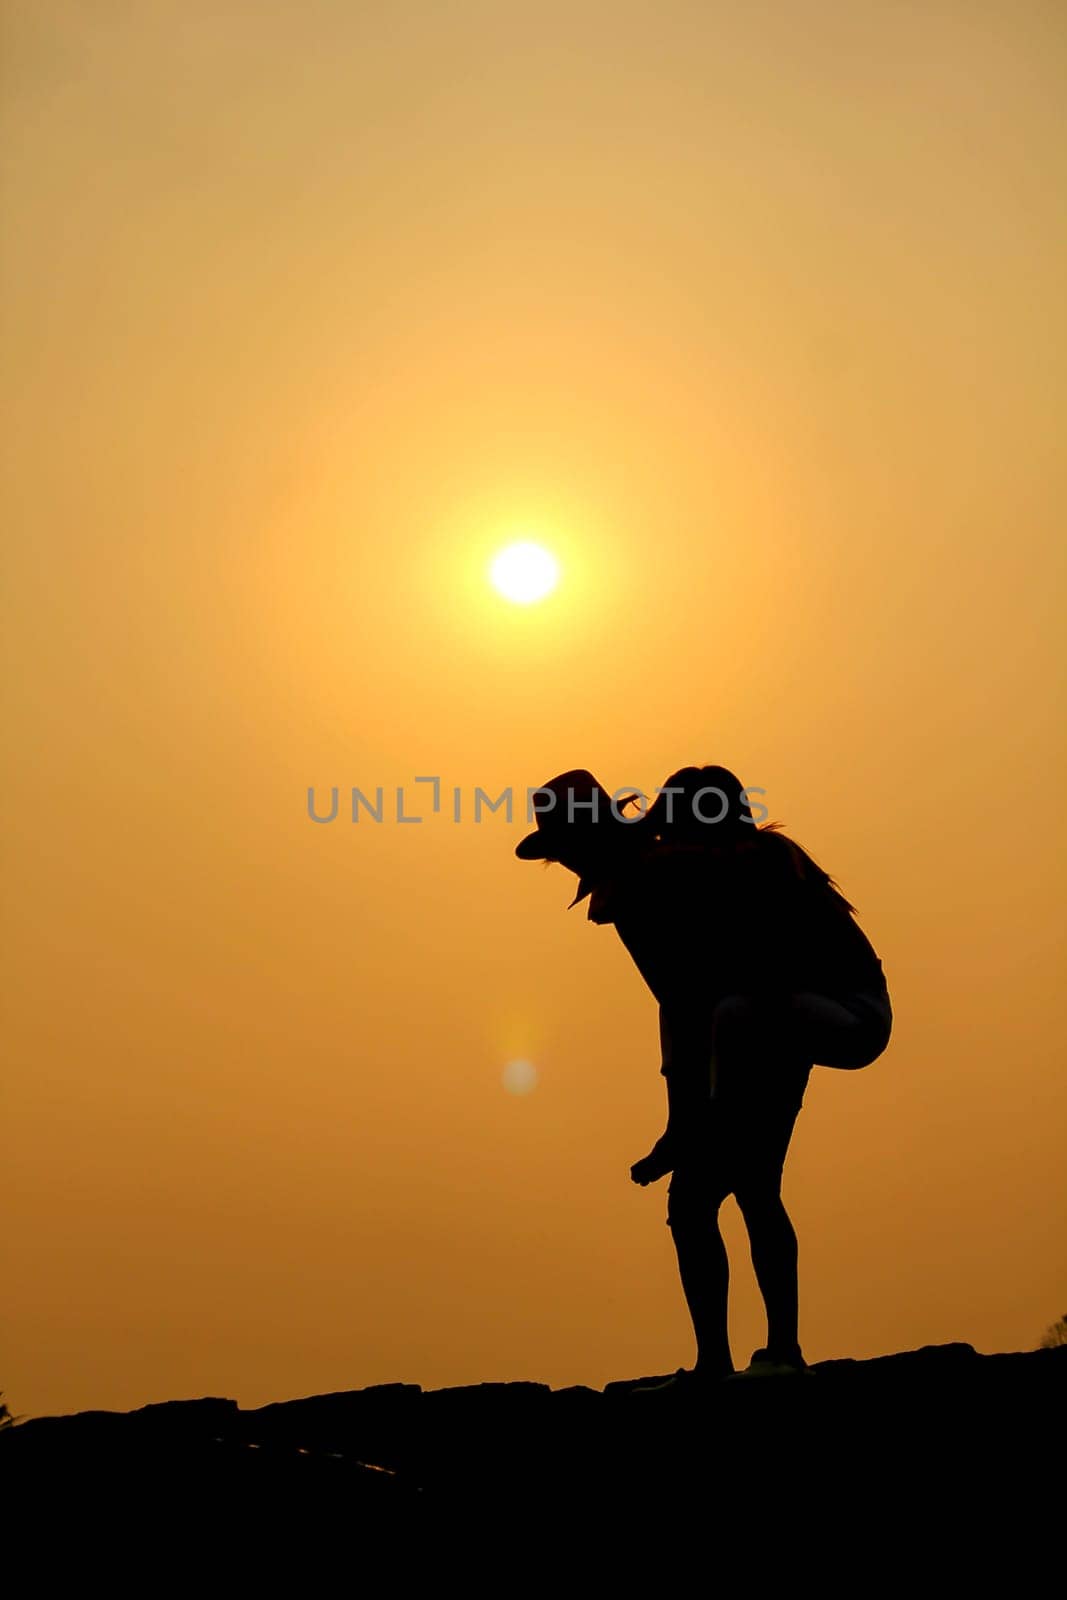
[515,766,892,1383]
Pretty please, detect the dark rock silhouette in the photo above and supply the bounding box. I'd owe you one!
[4,1345,1061,1576]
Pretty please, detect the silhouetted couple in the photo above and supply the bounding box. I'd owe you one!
[516,766,892,1384]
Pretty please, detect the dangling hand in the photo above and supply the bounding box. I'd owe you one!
[630,1131,676,1186]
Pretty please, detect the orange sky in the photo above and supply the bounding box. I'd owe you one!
[3,1,1065,1417]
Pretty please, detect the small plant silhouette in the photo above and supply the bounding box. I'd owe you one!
[0,1393,13,1431]
[1040,1315,1067,1350]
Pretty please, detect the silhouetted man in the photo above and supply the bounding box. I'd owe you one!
[516,766,891,1383]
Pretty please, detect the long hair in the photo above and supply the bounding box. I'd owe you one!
[759,821,857,915]
[647,762,859,915]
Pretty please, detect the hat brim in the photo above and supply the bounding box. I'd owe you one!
[515,832,554,860]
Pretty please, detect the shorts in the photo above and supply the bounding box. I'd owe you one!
[667,1053,810,1215]
[661,981,892,1217]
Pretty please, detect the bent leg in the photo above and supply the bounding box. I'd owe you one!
[785,989,893,1070]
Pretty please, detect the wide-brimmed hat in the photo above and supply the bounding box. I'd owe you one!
[515,769,636,861]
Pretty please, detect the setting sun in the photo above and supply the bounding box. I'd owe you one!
[4,0,1064,1466]
[489,541,560,604]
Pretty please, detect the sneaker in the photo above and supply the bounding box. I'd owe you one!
[730,1347,811,1380]
[629,1365,730,1394]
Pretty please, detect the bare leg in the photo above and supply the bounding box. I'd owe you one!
[735,1185,802,1361]
[667,1186,733,1376]
[694,996,807,1363]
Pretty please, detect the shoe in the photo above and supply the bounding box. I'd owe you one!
[629,1365,730,1394]
[729,1347,812,1380]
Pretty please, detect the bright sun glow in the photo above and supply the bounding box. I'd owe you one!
[489,541,560,604]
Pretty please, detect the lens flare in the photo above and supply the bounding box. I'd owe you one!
[502,1059,539,1095]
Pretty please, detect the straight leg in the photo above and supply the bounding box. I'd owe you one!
[734,1184,802,1362]
[667,1177,733,1377]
